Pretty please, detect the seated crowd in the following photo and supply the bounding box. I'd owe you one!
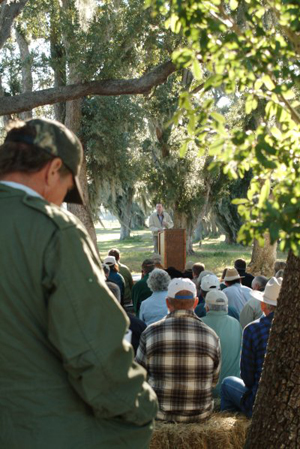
[103,249,285,423]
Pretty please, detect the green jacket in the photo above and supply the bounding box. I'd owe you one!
[202,310,242,397]
[0,184,158,449]
[118,263,134,304]
[132,273,152,316]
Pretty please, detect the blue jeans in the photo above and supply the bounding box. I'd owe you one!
[221,376,250,416]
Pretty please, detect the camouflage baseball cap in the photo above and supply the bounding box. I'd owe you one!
[29,118,84,204]
[7,118,84,204]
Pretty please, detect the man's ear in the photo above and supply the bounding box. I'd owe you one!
[193,297,198,309]
[260,301,267,314]
[166,297,173,311]
[45,158,63,186]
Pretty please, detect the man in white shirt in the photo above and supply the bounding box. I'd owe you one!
[223,268,251,315]
[148,203,173,253]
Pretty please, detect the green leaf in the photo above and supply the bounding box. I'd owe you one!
[209,138,225,153]
[262,75,276,90]
[211,112,225,123]
[258,179,271,207]
[245,95,258,114]
[269,221,280,243]
[232,198,248,205]
[254,78,263,90]
[192,59,202,80]
[180,141,189,157]
[265,101,277,119]
[204,75,224,90]
[187,114,196,134]
[270,127,282,140]
[230,0,239,10]
[172,48,193,67]
[282,89,295,100]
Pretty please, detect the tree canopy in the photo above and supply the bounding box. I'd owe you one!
[148,0,300,256]
[0,0,177,116]
[147,0,300,445]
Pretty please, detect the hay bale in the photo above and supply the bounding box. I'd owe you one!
[150,412,250,449]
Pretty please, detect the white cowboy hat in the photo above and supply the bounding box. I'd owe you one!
[251,277,282,306]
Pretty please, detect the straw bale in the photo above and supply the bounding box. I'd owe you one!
[150,412,250,449]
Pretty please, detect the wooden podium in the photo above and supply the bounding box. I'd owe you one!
[158,229,186,272]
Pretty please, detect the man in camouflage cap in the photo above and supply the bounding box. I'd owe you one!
[0,118,157,449]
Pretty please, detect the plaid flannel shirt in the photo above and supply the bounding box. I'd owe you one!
[136,309,221,422]
[240,312,274,412]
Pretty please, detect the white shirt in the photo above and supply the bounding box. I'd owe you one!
[223,283,251,314]
[0,181,43,199]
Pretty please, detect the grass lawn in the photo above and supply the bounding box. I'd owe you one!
[96,222,286,276]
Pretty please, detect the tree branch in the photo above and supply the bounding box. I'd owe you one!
[0,61,177,116]
[0,0,29,50]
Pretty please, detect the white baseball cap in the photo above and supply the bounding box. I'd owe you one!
[168,278,197,299]
[201,274,220,292]
[205,290,228,306]
[103,256,117,265]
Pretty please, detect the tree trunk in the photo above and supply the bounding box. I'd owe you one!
[114,187,134,240]
[186,221,195,255]
[173,209,195,255]
[194,220,202,247]
[131,202,146,229]
[215,199,241,244]
[210,213,219,237]
[50,13,66,123]
[247,234,277,277]
[0,75,11,125]
[120,224,130,240]
[67,153,98,250]
[62,0,97,250]
[15,28,33,120]
[0,0,29,50]
[244,250,300,448]
[65,99,98,250]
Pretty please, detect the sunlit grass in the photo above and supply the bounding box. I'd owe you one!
[96,224,286,275]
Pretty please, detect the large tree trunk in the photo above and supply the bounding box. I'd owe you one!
[65,102,98,251]
[131,202,146,229]
[173,209,194,255]
[245,250,300,448]
[0,0,29,50]
[194,220,203,247]
[15,28,33,120]
[62,0,97,251]
[67,152,98,249]
[0,75,11,125]
[215,198,241,244]
[247,234,277,277]
[50,12,66,123]
[114,187,134,240]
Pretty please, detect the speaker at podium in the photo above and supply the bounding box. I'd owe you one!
[158,229,186,272]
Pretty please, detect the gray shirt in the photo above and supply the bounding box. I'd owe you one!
[239,297,263,329]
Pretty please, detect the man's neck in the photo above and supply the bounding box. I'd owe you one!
[0,172,44,197]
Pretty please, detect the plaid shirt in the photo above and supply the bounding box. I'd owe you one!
[240,312,274,412]
[136,309,221,422]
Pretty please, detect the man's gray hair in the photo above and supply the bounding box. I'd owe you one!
[252,275,268,291]
[147,268,171,292]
